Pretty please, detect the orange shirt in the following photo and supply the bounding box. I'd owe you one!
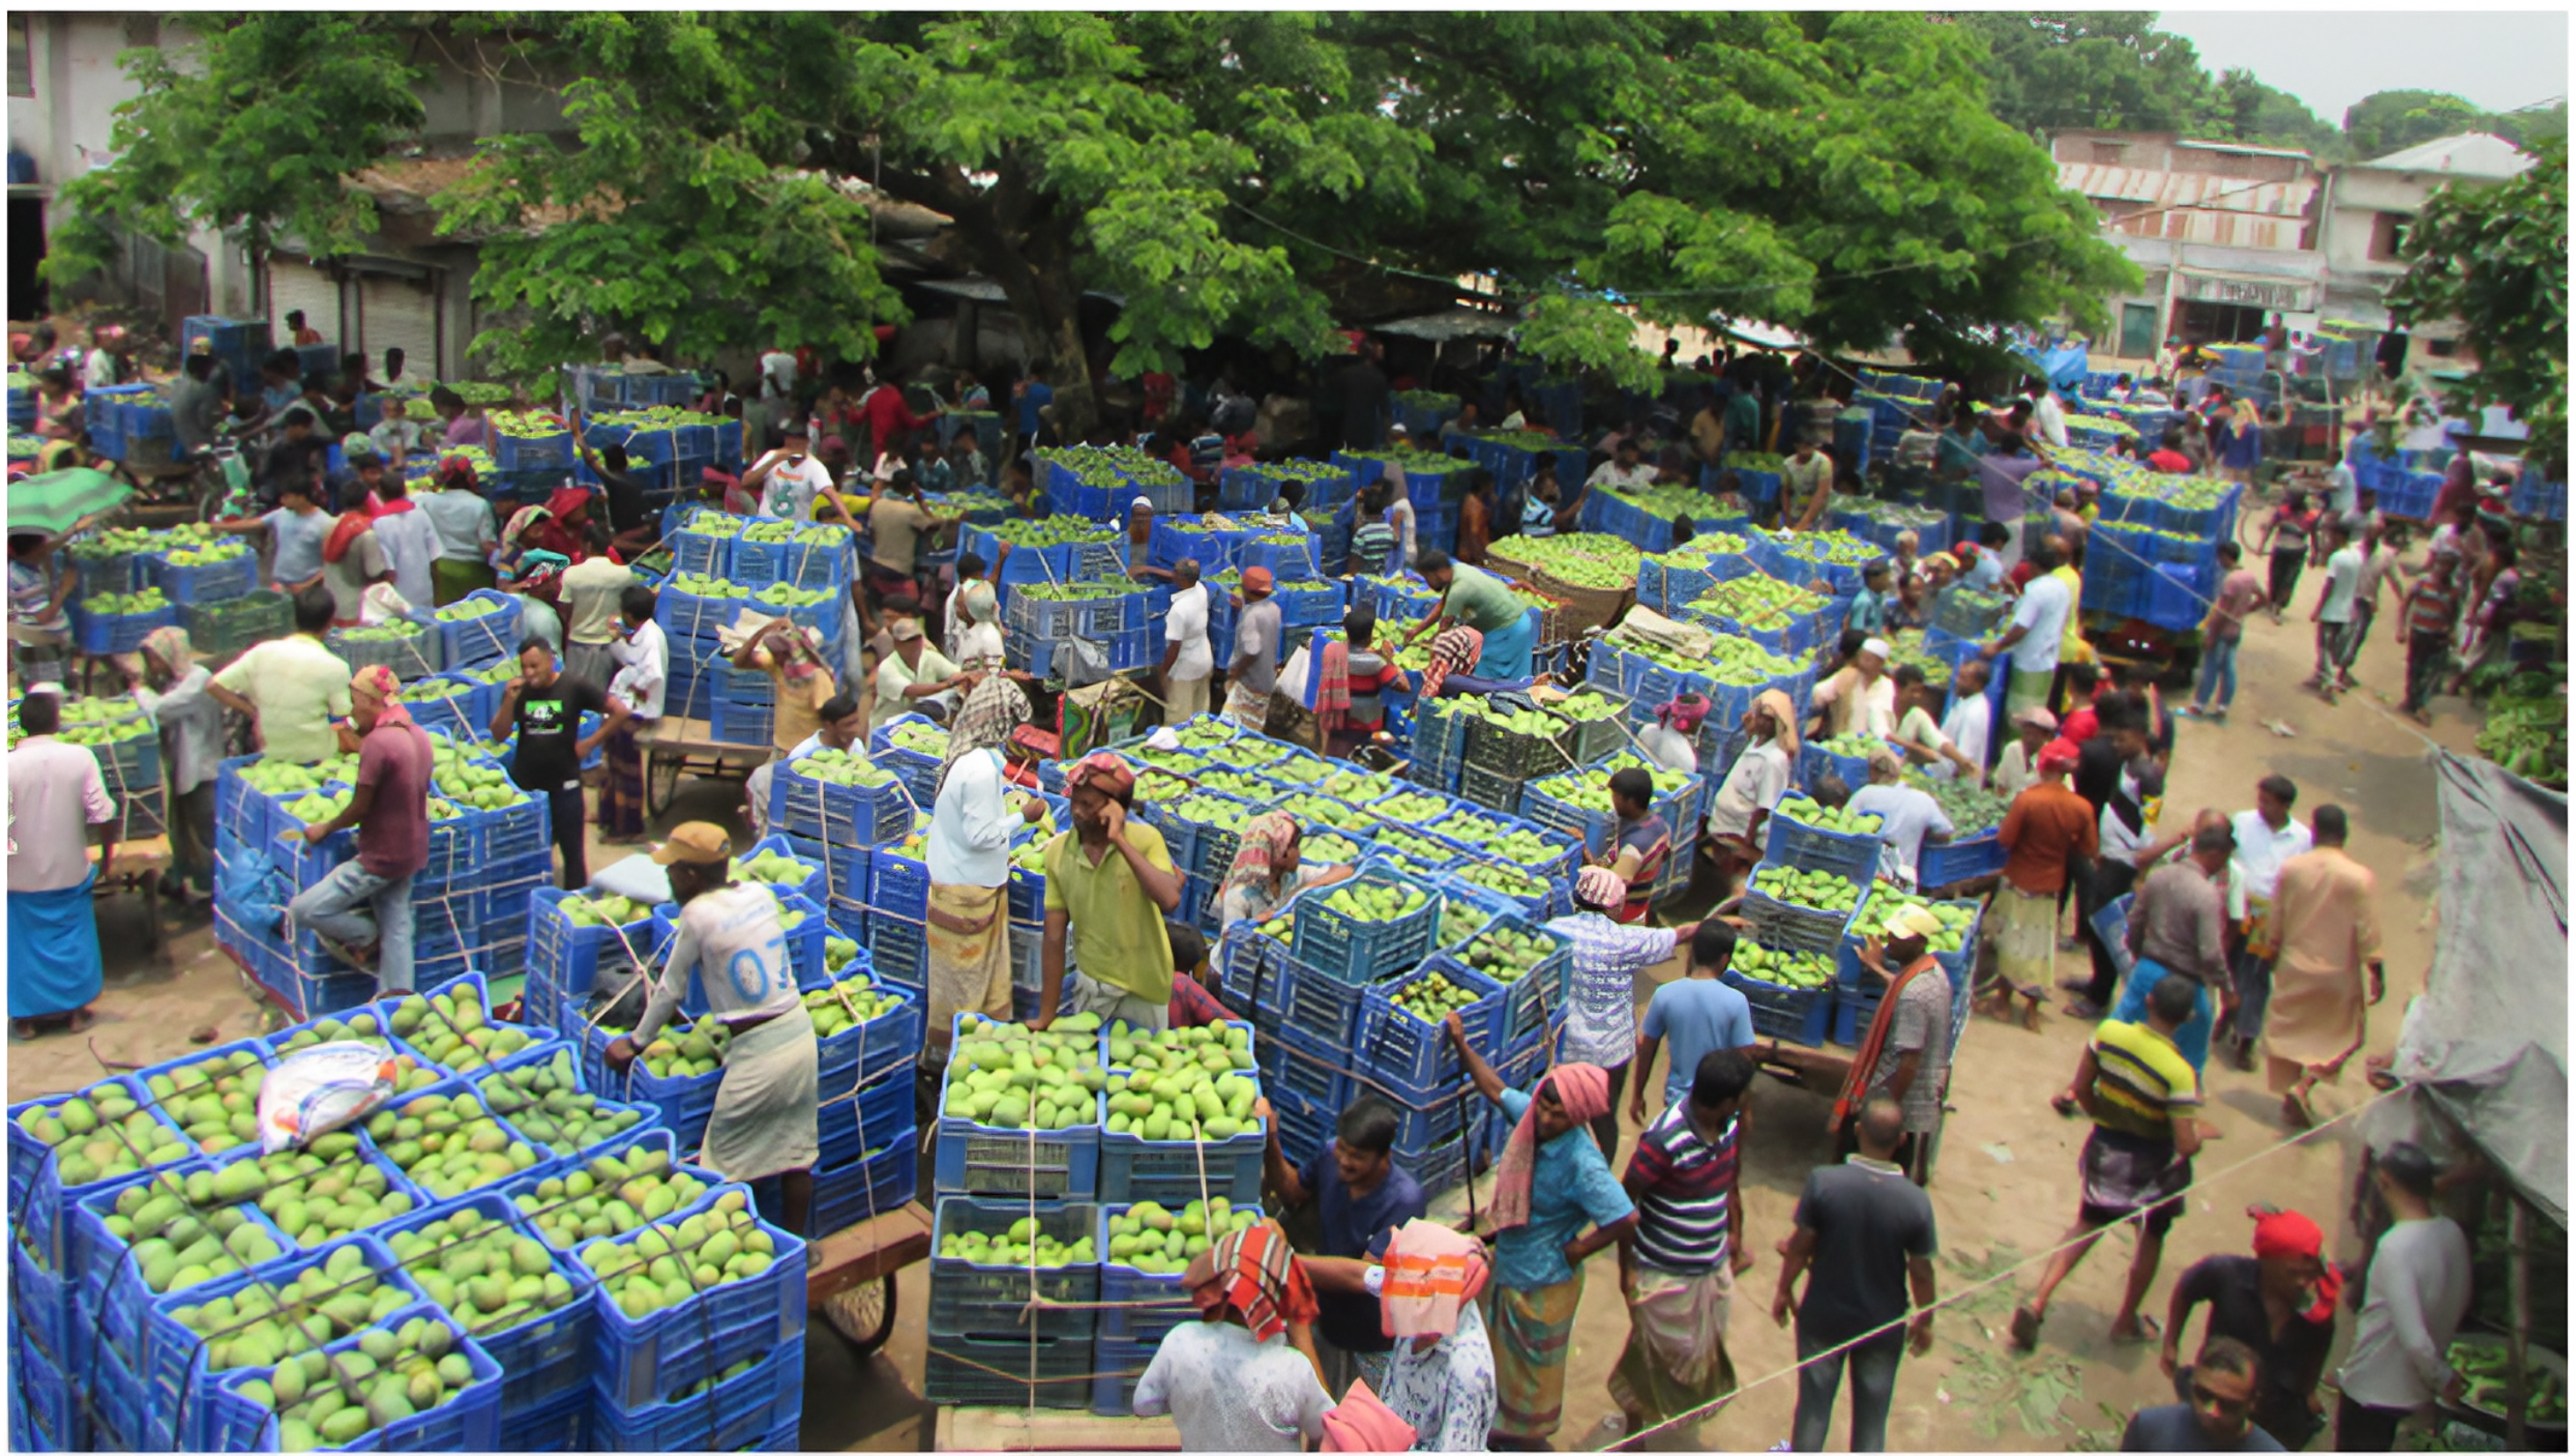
[1999,782,2097,894]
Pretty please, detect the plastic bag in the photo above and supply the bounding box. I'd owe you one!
[357,580,415,625]
[255,1042,399,1154]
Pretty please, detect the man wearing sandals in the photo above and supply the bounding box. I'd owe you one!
[2259,806,2382,1130]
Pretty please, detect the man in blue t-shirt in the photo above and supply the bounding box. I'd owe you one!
[1261,1094,1427,1394]
[2119,1337,2286,1452]
[1630,921,1759,1125]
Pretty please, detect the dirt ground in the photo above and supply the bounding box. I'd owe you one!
[10,547,2479,1452]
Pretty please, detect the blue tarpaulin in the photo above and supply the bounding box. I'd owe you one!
[2016,341,2092,397]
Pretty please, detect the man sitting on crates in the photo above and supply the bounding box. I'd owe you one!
[607,821,820,1236]
[285,666,434,992]
[743,691,864,841]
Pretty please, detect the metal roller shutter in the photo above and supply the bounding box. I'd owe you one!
[358,272,441,381]
[265,256,342,354]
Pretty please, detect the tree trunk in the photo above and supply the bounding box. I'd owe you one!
[944,184,1098,442]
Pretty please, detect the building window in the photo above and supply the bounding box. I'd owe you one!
[9,16,33,99]
[2119,302,2160,360]
[2427,338,2461,359]
[2370,213,2408,262]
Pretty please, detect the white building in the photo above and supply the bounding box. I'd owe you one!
[2051,127,2535,367]
[8,12,573,379]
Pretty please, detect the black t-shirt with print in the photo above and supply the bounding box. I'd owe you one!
[507,677,609,790]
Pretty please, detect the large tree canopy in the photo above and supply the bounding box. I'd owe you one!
[2386,134,2568,470]
[48,11,2132,425]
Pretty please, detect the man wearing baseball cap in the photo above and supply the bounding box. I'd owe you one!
[1843,901,1957,1182]
[1224,565,1283,732]
[1988,738,2096,1023]
[608,822,821,1233]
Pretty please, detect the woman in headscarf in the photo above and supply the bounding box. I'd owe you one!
[921,673,1039,1072]
[1217,812,1356,928]
[1442,1026,1637,1450]
[1133,1219,1334,1452]
[419,457,500,607]
[1303,1219,1499,1452]
[493,500,571,652]
[1702,688,1801,904]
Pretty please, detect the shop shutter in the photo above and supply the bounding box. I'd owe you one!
[264,256,343,354]
[358,272,441,381]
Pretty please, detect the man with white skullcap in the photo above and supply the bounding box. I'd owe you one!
[1810,636,1897,740]
[1543,864,1705,1165]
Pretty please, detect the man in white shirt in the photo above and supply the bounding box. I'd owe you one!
[1587,436,1657,492]
[601,585,667,842]
[2322,446,2360,519]
[2031,388,2069,449]
[1160,558,1216,723]
[366,476,441,620]
[2222,774,2313,1073]
[2336,521,2401,694]
[1808,637,1897,742]
[922,740,1046,1067]
[1847,748,1953,889]
[2308,521,2364,703]
[1887,664,1983,782]
[7,686,117,1037]
[1932,657,1993,783]
[746,422,837,521]
[757,346,799,449]
[1980,537,2073,716]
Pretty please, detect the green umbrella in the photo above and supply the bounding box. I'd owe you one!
[8,467,133,536]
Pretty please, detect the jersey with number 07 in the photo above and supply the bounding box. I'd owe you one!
[631,883,799,1044]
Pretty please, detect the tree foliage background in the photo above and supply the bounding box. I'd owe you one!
[2386,134,2568,469]
[43,11,2135,419]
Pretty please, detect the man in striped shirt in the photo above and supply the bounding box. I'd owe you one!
[1612,1048,1755,1440]
[2013,973,2213,1351]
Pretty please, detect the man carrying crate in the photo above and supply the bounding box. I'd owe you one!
[607,821,820,1235]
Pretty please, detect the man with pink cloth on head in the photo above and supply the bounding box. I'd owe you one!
[1304,1219,1499,1452]
[283,665,434,991]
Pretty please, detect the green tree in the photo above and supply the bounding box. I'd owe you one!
[2213,68,2339,156]
[2386,135,2568,468]
[2342,90,2492,161]
[47,12,2133,426]
[1960,12,2222,138]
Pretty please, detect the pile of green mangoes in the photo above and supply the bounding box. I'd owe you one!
[1108,1199,1256,1273]
[1316,880,1430,922]
[1533,753,1689,814]
[478,1049,647,1155]
[1303,831,1368,865]
[748,581,833,608]
[1019,580,1146,603]
[1878,636,1955,690]
[1105,1022,1258,1140]
[1449,696,1568,740]
[164,1241,412,1373]
[1387,970,1482,1024]
[88,1168,288,1291]
[1775,796,1884,836]
[1198,768,1276,800]
[630,1021,734,1081]
[1455,924,1557,984]
[1428,815,1557,867]
[69,526,163,561]
[147,1051,268,1155]
[803,970,904,1038]
[405,677,475,703]
[280,790,351,826]
[981,517,1119,548]
[229,1313,484,1449]
[389,1205,581,1336]
[161,539,251,567]
[823,934,861,975]
[1731,941,1836,990]
[83,586,170,616]
[789,746,899,790]
[1369,790,1446,825]
[939,1213,1094,1268]
[1553,693,1626,724]
[676,512,747,541]
[2451,1339,2566,1421]
[1485,533,1642,589]
[1600,481,1716,521]
[555,892,650,931]
[886,718,949,756]
[1369,826,1460,865]
[1163,793,1248,829]
[741,519,848,546]
[1847,892,1975,953]
[663,571,749,601]
[1277,791,1360,830]
[272,1012,441,1087]
[234,1136,421,1248]
[737,847,818,888]
[1319,766,1397,802]
[465,658,523,685]
[487,410,569,440]
[1437,901,1492,950]
[427,752,523,811]
[1008,838,1047,874]
[1924,777,2007,836]
[1170,717,1236,749]
[1453,860,1550,904]
[1695,575,1826,630]
[510,1144,714,1249]
[1750,864,1864,914]
[1808,732,1881,761]
[1939,587,2007,625]
[943,1015,1106,1131]
[580,1190,784,1319]
[392,986,543,1074]
[14,1080,192,1182]
[430,596,503,622]
[335,620,427,644]
[1203,739,1290,773]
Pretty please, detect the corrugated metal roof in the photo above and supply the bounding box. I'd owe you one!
[2057,163,2316,216]
[2360,132,2535,178]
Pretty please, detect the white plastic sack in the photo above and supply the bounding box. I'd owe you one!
[255,1043,399,1154]
[356,581,414,626]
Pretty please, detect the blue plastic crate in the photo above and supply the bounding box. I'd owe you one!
[69,601,179,656]
[593,1332,804,1450]
[864,914,928,989]
[202,1304,504,1455]
[925,1327,1093,1409]
[1215,920,1295,1020]
[1354,961,1506,1096]
[6,1074,188,1275]
[498,1389,588,1453]
[1090,1333,1161,1417]
[523,886,660,1040]
[1287,863,1440,986]
[931,1064,1100,1203]
[427,588,524,672]
[1097,1109,1263,1210]
[16,1337,83,1453]
[812,981,923,1092]
[775,754,915,847]
[492,424,575,471]
[148,548,258,606]
[578,1019,725,1153]
[1425,914,1572,1046]
[1725,966,1835,1046]
[928,1195,1101,1340]
[815,1065,915,1173]
[1762,793,1888,881]
[580,1186,809,1409]
[806,1126,918,1239]
[1092,1204,1205,1343]
[1261,1022,1350,1108]
[1916,829,2004,890]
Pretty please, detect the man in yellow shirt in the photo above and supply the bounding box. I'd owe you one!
[1036,752,1184,1031]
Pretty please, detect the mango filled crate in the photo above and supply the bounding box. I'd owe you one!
[577,1183,809,1409]
[1722,939,1842,1046]
[1286,863,1441,985]
[1097,1019,1265,1206]
[931,1015,1104,1201]
[928,1196,1101,1341]
[1741,857,1872,956]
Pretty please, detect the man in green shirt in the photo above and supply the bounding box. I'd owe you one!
[1037,752,1184,1031]
[1408,550,1536,681]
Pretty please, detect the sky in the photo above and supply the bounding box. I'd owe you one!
[2156,11,2570,125]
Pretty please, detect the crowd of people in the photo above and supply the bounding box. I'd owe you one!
[4,316,2532,1454]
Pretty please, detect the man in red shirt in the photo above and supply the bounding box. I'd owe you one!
[1164,921,1229,1028]
[2145,429,2196,475]
[861,375,942,462]
[285,665,434,990]
[1987,739,2097,1025]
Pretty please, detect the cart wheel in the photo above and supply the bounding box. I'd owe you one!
[820,1272,899,1357]
[646,747,682,817]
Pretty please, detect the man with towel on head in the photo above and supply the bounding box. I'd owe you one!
[286,665,434,991]
[607,822,820,1234]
